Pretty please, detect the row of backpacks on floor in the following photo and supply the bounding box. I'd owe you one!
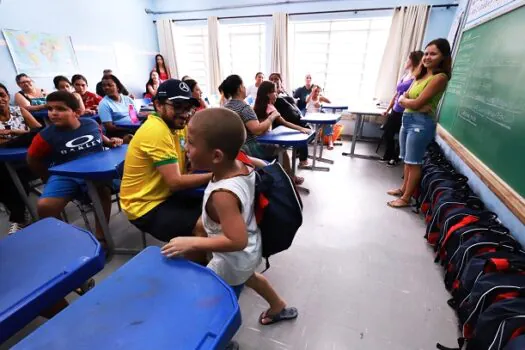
[414,142,525,350]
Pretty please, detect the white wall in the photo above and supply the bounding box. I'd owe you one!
[0,0,159,99]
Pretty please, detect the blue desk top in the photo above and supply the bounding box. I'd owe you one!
[0,147,28,162]
[49,145,128,181]
[0,218,104,343]
[257,126,315,146]
[321,103,348,110]
[302,112,341,124]
[15,246,241,350]
[115,119,142,130]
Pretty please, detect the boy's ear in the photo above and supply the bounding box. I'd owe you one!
[74,108,83,117]
[212,148,224,164]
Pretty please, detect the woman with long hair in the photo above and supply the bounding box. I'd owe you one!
[145,71,160,99]
[379,50,424,166]
[221,75,308,184]
[254,81,310,184]
[184,79,207,111]
[388,38,452,208]
[153,54,171,81]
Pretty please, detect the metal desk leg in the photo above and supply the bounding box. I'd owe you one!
[85,180,138,255]
[342,113,381,160]
[330,110,343,146]
[304,124,329,172]
[5,163,38,221]
[291,147,310,195]
[342,113,363,157]
[307,124,334,164]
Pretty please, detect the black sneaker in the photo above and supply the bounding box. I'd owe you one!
[387,159,398,167]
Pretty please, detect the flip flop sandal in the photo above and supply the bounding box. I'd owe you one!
[259,307,298,326]
[387,198,411,208]
[387,188,403,197]
[293,176,305,185]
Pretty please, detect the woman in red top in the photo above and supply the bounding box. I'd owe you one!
[72,74,102,115]
[185,79,207,111]
[153,54,171,81]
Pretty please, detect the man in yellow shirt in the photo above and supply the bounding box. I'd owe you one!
[120,79,211,241]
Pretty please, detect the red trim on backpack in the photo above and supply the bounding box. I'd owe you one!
[452,280,460,291]
[255,193,269,224]
[477,247,497,255]
[493,291,519,303]
[439,215,480,260]
[427,232,439,246]
[484,258,510,273]
[464,323,474,339]
[510,325,525,340]
[421,202,430,214]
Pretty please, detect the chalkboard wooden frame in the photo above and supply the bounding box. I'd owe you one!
[437,125,525,224]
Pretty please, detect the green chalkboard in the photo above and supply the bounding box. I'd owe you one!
[439,5,525,198]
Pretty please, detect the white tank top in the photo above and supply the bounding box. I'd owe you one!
[306,95,320,113]
[202,170,262,286]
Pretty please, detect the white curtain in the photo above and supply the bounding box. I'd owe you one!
[271,13,290,91]
[207,16,222,93]
[155,19,179,78]
[374,5,430,103]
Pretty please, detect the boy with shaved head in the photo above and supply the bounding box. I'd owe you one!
[161,108,298,326]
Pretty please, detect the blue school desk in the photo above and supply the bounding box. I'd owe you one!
[321,103,348,113]
[114,119,142,131]
[49,145,130,255]
[257,126,314,194]
[0,218,104,344]
[0,147,37,221]
[14,246,242,350]
[301,113,341,172]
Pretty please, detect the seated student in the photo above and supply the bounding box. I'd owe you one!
[145,71,160,99]
[98,74,136,139]
[72,74,102,115]
[221,75,279,163]
[254,81,309,184]
[120,79,212,243]
[95,69,133,98]
[184,79,207,112]
[0,82,42,233]
[306,84,335,149]
[161,108,298,326]
[293,73,313,113]
[26,91,123,247]
[14,73,48,112]
[268,73,310,167]
[246,72,264,99]
[53,75,86,115]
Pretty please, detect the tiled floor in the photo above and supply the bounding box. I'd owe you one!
[1,142,459,349]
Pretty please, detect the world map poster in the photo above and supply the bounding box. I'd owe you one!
[2,29,79,77]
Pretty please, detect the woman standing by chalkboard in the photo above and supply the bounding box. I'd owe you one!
[387,38,452,208]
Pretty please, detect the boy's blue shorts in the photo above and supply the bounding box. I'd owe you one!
[41,175,118,199]
[41,175,87,199]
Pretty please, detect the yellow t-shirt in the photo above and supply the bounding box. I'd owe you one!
[120,114,187,220]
